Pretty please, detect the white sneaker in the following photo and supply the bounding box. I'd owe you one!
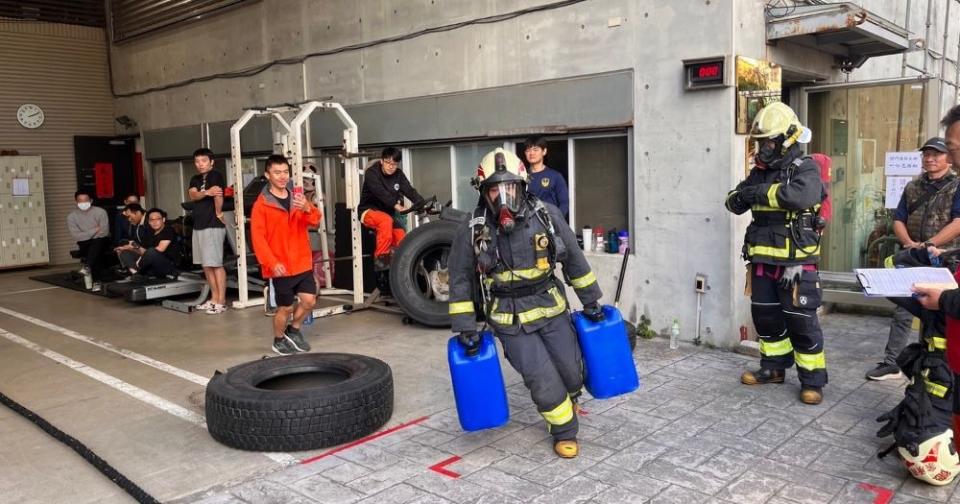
[206,303,227,315]
[195,301,215,311]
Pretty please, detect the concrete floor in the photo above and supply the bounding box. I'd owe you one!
[0,266,955,504]
[0,266,480,503]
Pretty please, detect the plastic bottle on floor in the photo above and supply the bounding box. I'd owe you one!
[670,319,680,350]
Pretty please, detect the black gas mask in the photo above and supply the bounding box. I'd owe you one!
[755,135,785,167]
[482,153,527,233]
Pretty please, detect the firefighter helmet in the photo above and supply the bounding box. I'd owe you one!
[476,148,528,231]
[476,148,527,189]
[899,430,960,486]
[750,102,808,166]
[750,102,802,139]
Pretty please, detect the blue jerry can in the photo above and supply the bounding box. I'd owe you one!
[572,305,640,399]
[447,331,510,432]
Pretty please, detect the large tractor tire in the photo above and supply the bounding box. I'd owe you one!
[390,220,459,327]
[205,353,393,452]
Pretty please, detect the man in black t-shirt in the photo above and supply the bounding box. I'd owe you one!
[115,203,149,273]
[120,208,180,278]
[188,148,228,314]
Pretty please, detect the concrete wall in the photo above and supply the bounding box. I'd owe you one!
[107,0,960,347]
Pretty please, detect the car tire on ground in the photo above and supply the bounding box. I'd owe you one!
[205,353,393,452]
[390,220,459,327]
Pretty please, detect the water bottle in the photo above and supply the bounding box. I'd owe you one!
[606,228,619,253]
[670,319,680,350]
[304,308,315,325]
[595,227,605,253]
[618,231,629,254]
[581,225,592,251]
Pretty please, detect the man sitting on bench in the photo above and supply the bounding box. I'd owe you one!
[67,190,110,290]
[116,208,179,279]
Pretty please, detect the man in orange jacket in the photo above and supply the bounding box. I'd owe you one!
[251,154,322,355]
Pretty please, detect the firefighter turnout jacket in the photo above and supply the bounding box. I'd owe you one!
[447,199,601,335]
[725,148,827,266]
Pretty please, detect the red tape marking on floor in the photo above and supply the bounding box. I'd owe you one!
[300,416,430,465]
[858,482,894,504]
[428,455,462,479]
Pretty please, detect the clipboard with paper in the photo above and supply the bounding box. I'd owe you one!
[855,267,958,297]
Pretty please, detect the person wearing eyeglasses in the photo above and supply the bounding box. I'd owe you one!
[358,147,425,271]
[116,207,180,280]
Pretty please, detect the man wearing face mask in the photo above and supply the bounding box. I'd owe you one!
[67,190,111,289]
[726,102,828,405]
[447,148,603,459]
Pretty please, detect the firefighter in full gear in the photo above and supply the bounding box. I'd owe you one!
[725,102,828,405]
[447,148,603,459]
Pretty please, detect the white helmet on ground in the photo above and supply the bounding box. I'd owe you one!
[900,429,960,486]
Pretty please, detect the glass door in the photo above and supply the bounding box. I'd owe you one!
[806,83,925,272]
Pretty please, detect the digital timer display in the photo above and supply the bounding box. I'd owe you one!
[683,57,728,90]
[697,63,721,80]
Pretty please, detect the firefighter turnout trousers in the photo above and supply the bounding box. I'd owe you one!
[750,263,828,387]
[497,314,582,441]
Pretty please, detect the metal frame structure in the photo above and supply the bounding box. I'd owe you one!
[229,100,364,315]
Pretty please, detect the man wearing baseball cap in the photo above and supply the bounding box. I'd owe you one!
[866,136,960,381]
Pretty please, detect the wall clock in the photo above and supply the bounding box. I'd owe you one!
[17,104,44,129]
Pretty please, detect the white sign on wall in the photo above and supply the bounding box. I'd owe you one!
[885,176,913,209]
[12,178,29,196]
[884,151,922,176]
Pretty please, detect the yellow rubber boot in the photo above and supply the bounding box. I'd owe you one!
[554,439,579,458]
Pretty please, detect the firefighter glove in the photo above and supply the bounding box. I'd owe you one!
[778,265,804,290]
[458,331,481,356]
[737,185,763,204]
[583,302,605,323]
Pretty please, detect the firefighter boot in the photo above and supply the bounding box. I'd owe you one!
[799,386,823,405]
[741,368,785,385]
[554,439,579,459]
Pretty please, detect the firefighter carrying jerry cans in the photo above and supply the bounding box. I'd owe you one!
[447,148,603,458]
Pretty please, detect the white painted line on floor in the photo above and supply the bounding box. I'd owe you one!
[0,286,60,296]
[0,327,295,465]
[0,327,206,425]
[0,306,208,386]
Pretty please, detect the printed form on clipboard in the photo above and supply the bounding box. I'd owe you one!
[855,267,958,297]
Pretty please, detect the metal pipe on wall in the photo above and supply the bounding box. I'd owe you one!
[926,0,934,75]
[939,0,951,110]
[956,0,960,103]
[903,0,912,78]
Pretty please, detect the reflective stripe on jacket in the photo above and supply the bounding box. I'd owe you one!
[447,200,601,335]
[726,151,826,266]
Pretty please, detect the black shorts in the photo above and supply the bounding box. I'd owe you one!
[271,271,317,307]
